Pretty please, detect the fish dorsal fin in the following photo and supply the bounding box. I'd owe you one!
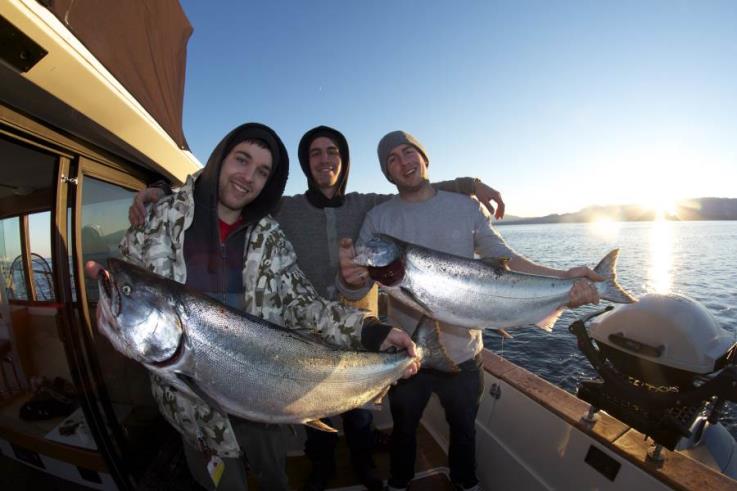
[304,419,338,433]
[481,256,510,272]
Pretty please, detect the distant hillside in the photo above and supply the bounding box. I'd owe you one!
[499,197,737,225]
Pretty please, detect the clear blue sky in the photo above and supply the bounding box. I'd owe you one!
[178,0,737,217]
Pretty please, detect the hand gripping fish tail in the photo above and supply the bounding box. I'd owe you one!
[413,316,459,373]
[592,249,637,304]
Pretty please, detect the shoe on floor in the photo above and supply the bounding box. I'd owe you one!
[302,464,335,491]
[357,466,383,491]
[453,482,481,491]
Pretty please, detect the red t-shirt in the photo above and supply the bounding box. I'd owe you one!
[219,217,244,243]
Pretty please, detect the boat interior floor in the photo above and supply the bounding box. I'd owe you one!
[0,453,91,490]
[139,421,451,490]
[0,420,452,490]
[253,423,452,490]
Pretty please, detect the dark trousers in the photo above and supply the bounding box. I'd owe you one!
[233,417,288,490]
[183,417,288,491]
[304,408,375,473]
[388,357,483,489]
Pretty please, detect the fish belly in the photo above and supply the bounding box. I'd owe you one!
[190,330,409,423]
[399,264,573,330]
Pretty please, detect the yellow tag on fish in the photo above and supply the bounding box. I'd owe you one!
[207,455,225,488]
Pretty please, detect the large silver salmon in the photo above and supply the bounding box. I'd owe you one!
[354,234,636,332]
[95,258,454,431]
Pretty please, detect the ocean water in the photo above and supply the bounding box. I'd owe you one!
[483,220,737,438]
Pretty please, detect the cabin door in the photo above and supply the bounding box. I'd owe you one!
[0,131,144,489]
[70,159,184,489]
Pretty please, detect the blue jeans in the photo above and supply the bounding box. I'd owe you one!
[387,356,484,489]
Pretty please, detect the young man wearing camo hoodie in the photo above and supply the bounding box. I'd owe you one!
[90,122,417,491]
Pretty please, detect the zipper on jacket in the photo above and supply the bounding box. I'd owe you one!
[217,225,252,307]
[218,240,227,302]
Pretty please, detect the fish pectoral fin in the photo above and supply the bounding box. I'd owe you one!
[400,287,433,314]
[304,420,338,433]
[490,328,513,339]
[365,385,392,409]
[534,308,565,332]
[175,373,227,415]
[480,256,511,272]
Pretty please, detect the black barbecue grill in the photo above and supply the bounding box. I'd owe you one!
[570,293,737,471]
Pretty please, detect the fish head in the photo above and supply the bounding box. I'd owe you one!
[96,258,183,366]
[354,234,402,267]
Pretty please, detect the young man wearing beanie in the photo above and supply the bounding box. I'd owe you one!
[88,123,419,491]
[337,130,604,491]
[126,125,505,490]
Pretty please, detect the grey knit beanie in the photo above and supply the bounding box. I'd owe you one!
[377,130,429,182]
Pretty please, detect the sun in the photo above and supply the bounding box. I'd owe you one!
[639,195,678,219]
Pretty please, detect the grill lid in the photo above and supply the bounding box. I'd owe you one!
[589,293,736,375]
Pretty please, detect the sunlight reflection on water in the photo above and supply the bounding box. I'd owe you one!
[589,217,621,240]
[647,218,673,293]
[488,220,737,438]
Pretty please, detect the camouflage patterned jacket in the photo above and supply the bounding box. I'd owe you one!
[119,173,368,457]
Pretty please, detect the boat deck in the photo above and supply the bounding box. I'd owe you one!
[266,423,451,490]
[479,350,737,491]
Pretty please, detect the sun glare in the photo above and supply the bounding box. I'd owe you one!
[611,142,691,220]
[590,216,620,238]
[639,196,678,220]
[647,219,673,293]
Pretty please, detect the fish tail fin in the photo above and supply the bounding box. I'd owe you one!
[413,317,459,373]
[593,249,637,304]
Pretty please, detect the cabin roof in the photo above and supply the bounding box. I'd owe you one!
[1,0,201,183]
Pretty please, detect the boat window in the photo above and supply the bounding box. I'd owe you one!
[80,177,137,303]
[0,213,55,302]
[27,211,54,302]
[79,175,159,477]
[0,217,25,300]
[0,136,57,303]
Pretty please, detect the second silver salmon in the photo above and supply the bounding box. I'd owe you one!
[354,234,636,332]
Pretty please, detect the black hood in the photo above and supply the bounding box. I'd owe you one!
[297,125,350,208]
[194,122,289,223]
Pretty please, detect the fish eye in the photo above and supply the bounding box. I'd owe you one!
[121,284,132,296]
